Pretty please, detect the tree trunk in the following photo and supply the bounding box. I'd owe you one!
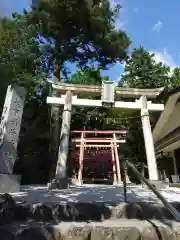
[49,56,61,179]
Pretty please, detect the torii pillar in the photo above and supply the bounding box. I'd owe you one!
[48,90,72,189]
[140,96,158,181]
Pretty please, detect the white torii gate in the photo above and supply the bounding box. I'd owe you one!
[47,80,164,187]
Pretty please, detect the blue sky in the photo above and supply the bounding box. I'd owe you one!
[0,0,180,82]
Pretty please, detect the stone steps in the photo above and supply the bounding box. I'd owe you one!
[1,201,180,224]
[0,219,179,239]
[1,193,180,239]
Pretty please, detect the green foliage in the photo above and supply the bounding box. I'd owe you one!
[120,46,170,89]
[0,13,46,107]
[117,46,180,171]
[170,67,180,89]
[70,67,108,85]
[17,84,50,184]
[0,13,50,184]
[26,0,130,79]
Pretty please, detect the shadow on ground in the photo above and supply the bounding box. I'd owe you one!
[11,185,159,204]
[0,185,180,224]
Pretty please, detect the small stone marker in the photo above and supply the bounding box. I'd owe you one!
[0,85,25,174]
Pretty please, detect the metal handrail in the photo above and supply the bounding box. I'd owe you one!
[123,159,180,222]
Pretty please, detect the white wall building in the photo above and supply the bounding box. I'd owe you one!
[153,88,180,181]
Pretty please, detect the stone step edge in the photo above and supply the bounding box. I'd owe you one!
[0,219,179,240]
[0,201,179,224]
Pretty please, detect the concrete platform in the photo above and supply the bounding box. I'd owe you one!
[9,184,180,204]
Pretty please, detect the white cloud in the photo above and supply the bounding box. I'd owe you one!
[152,20,163,32]
[151,48,175,67]
[150,48,177,75]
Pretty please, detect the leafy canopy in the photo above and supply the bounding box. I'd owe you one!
[0,13,48,105]
[26,0,131,78]
[119,46,170,88]
[70,67,108,85]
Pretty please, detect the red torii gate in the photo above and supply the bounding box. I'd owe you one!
[70,130,127,185]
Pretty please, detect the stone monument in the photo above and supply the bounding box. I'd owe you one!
[0,85,25,193]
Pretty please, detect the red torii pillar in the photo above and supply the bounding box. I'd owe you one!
[77,132,84,185]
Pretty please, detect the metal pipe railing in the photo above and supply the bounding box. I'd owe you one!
[122,162,127,202]
[123,159,180,222]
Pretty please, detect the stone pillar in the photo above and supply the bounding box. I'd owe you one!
[55,90,72,187]
[0,85,25,174]
[140,96,158,181]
